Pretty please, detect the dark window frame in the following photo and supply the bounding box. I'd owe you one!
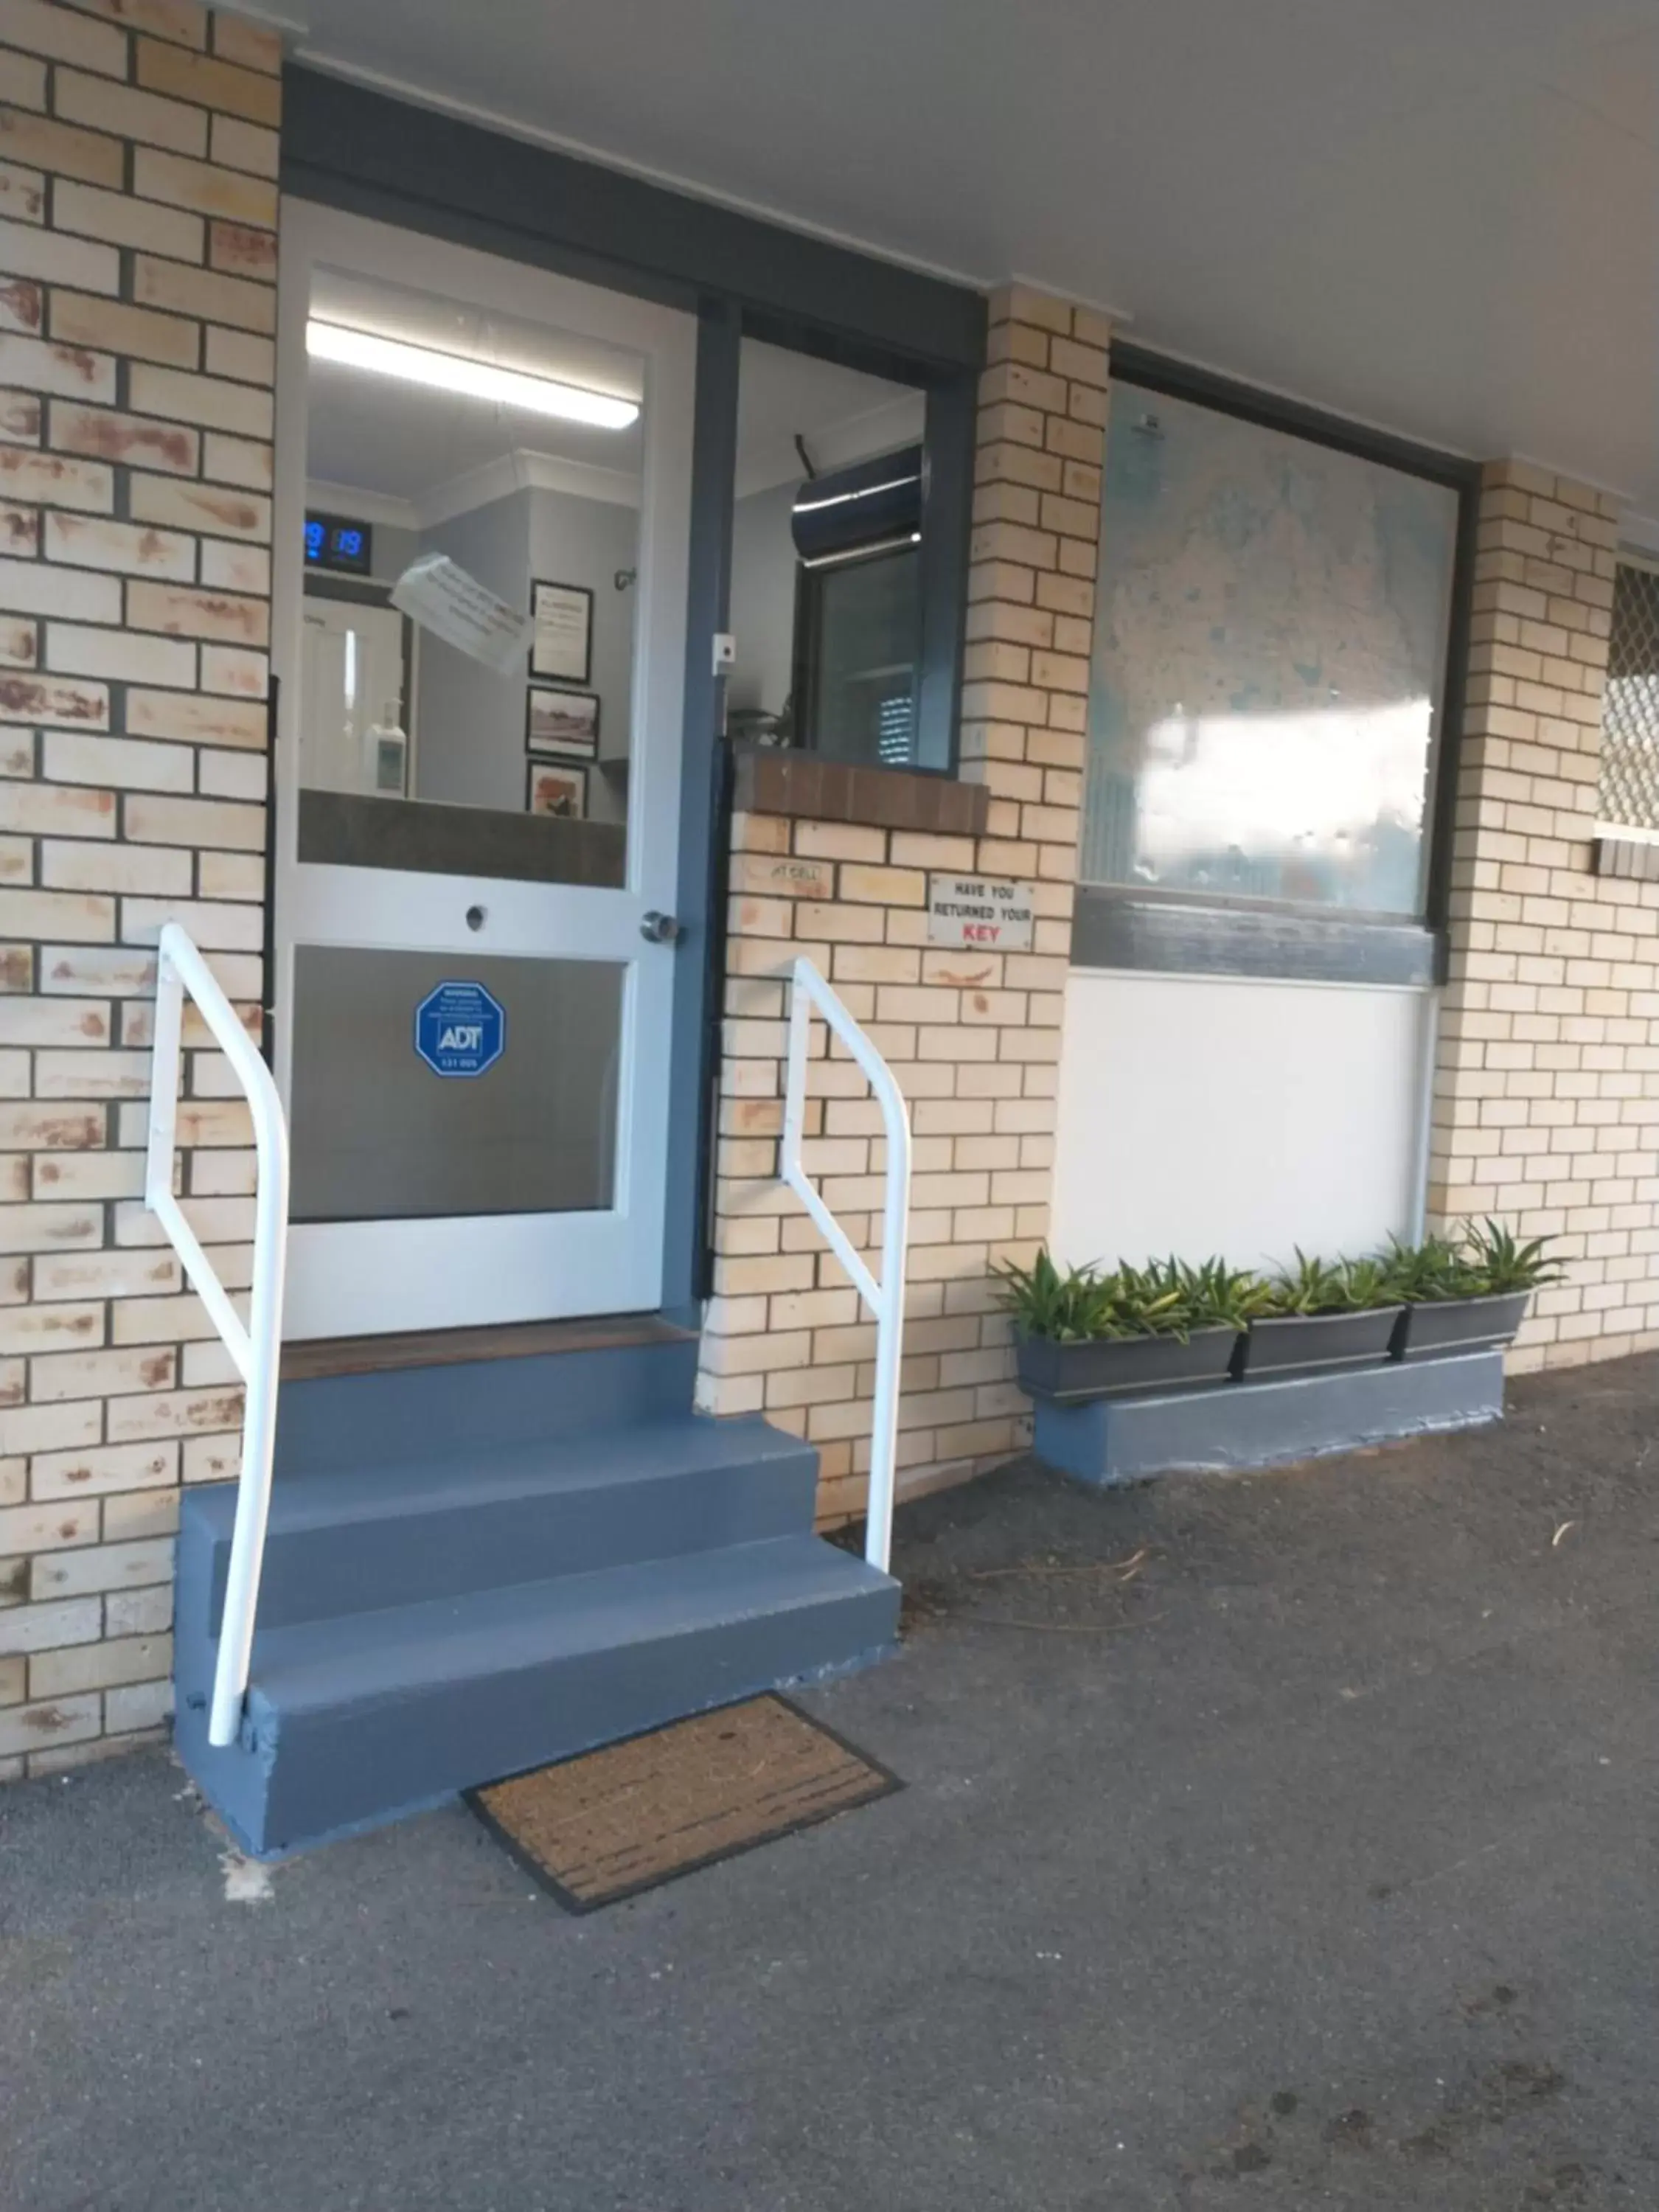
[735,319,970,776]
[1076,344,1481,984]
[790,538,922,768]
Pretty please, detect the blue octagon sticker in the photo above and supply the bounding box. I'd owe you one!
[414,979,505,1079]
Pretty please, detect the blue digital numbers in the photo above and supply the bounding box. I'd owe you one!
[303,512,373,577]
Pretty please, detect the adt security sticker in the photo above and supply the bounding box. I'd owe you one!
[414,980,505,1078]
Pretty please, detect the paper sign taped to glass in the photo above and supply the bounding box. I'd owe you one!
[392,554,532,675]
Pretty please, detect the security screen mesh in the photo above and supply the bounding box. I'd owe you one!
[1599,561,1659,830]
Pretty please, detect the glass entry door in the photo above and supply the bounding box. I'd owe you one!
[272,202,693,1338]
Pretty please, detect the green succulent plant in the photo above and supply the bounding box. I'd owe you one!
[1379,1233,1481,1303]
[1129,1254,1273,1332]
[1339,1255,1399,1310]
[1267,1249,1356,1316]
[1265,1248,1402,1315]
[992,1224,1561,1346]
[992,1249,1267,1343]
[990,1249,1129,1342]
[1381,1223,1561,1302]
[1459,1218,1563,1295]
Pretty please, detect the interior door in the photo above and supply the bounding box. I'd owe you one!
[271,201,694,1338]
[300,596,410,795]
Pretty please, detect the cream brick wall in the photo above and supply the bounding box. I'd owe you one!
[1429,459,1655,1372]
[2,26,1621,1773]
[697,285,1105,1527]
[0,0,278,1776]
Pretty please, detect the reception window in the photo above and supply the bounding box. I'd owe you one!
[1082,380,1461,920]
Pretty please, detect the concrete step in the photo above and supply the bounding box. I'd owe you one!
[272,1337,701,1476]
[181,1415,818,1632]
[175,1534,900,1856]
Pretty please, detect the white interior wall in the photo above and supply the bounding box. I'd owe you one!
[361,520,419,590]
[315,482,636,824]
[527,487,637,826]
[411,489,532,812]
[728,481,799,719]
[1052,969,1434,1274]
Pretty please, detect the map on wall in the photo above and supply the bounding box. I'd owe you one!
[1082,383,1460,916]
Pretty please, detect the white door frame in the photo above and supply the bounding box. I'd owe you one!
[270,198,695,1339]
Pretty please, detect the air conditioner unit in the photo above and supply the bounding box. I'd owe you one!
[790,445,924,568]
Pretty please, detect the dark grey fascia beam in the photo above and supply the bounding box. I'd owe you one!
[281,66,987,380]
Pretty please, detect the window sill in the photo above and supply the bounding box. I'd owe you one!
[1593,833,1659,883]
[1071,885,1442,986]
[728,744,989,837]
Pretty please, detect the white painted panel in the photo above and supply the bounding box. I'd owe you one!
[1053,970,1433,1273]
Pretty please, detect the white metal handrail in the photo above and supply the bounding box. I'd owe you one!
[145,922,290,1749]
[780,957,911,1575]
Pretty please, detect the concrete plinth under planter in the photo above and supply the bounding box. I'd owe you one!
[1032,1348,1505,1487]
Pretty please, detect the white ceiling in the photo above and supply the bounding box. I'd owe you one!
[734,340,923,498]
[304,266,647,507]
[306,288,923,521]
[284,0,1659,529]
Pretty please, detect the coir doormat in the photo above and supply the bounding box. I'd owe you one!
[467,1694,900,1913]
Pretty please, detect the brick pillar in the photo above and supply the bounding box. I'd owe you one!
[697,285,1107,1526]
[1428,459,1649,1371]
[0,0,279,1775]
[959,281,1107,1185]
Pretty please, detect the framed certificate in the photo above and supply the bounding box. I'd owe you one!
[529,580,593,684]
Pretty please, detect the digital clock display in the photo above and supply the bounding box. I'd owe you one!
[304,512,373,577]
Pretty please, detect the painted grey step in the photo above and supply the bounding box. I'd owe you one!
[273,1337,700,1475]
[182,1415,818,1632]
[175,1534,900,1857]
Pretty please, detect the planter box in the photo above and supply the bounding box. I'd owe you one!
[1391,1290,1531,1362]
[1234,1305,1404,1382]
[1017,1326,1239,1406]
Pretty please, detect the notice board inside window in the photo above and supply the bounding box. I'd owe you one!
[1082,380,1461,920]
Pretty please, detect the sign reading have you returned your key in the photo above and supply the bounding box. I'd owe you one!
[414,980,507,1078]
[926,874,1036,951]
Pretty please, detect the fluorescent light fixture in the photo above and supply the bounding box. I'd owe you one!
[801,530,920,571]
[794,469,921,515]
[306,320,639,430]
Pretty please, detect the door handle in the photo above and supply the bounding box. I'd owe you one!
[640,911,682,945]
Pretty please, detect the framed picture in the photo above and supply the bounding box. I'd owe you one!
[526,685,599,757]
[526,757,588,820]
[529,579,593,684]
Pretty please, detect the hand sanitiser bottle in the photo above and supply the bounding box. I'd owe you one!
[366,700,408,796]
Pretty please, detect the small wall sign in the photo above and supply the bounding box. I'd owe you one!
[926,874,1035,950]
[414,980,506,1078]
